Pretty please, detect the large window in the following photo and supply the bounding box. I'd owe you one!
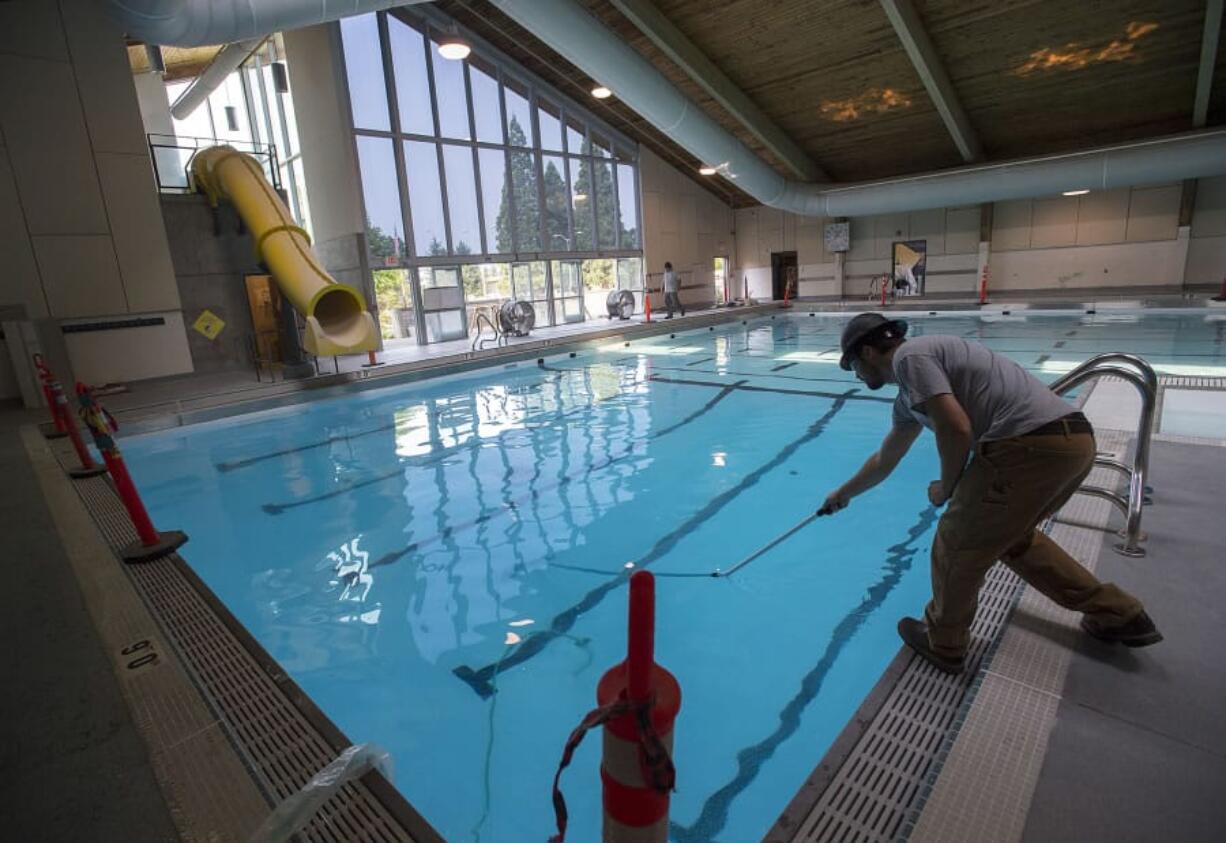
[341,8,642,343]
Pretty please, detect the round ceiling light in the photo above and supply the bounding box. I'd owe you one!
[438,37,471,61]
[1062,189,1090,196]
[591,85,612,99]
[699,165,717,175]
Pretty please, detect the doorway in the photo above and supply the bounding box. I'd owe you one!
[771,251,797,301]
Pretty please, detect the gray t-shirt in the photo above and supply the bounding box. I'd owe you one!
[663,269,678,292]
[890,335,1074,442]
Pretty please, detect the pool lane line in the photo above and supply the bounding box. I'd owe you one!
[648,363,855,388]
[452,391,857,699]
[364,378,743,568]
[685,356,716,366]
[669,504,941,843]
[1035,354,1051,365]
[259,387,607,515]
[652,380,747,439]
[771,362,799,372]
[649,375,892,404]
[216,420,406,472]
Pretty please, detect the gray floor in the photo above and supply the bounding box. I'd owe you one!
[0,407,179,841]
[1022,440,1226,842]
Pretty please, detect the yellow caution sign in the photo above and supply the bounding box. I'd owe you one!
[193,309,226,340]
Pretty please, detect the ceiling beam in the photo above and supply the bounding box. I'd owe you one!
[607,0,826,182]
[878,0,983,163]
[1194,0,1224,128]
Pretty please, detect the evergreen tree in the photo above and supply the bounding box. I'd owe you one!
[494,118,539,252]
[543,159,568,250]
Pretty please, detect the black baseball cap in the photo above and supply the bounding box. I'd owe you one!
[839,313,908,370]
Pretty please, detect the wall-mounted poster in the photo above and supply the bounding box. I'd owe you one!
[892,239,927,297]
[824,221,850,253]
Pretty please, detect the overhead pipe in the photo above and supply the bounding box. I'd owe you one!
[102,0,434,48]
[170,39,263,120]
[489,0,1226,216]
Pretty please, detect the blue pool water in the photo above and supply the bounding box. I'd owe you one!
[123,311,1223,841]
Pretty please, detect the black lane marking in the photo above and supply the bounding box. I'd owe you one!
[452,392,857,698]
[648,364,855,388]
[363,377,741,568]
[218,421,404,472]
[652,381,747,439]
[649,374,892,404]
[670,505,940,843]
[1035,354,1051,365]
[1054,341,1066,348]
[1065,329,1078,336]
[771,362,799,372]
[685,356,716,366]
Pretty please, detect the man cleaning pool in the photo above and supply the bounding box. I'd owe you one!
[820,313,1161,674]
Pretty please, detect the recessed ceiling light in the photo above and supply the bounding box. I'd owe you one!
[1062,189,1090,196]
[699,165,717,175]
[438,36,471,61]
[573,192,588,202]
[591,85,612,99]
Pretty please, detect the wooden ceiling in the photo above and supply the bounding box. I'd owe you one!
[439,0,1223,206]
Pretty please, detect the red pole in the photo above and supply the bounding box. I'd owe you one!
[978,264,990,305]
[362,349,383,368]
[644,286,652,323]
[33,354,68,437]
[627,571,654,703]
[880,275,888,307]
[596,571,680,842]
[77,384,187,563]
[1214,274,1226,302]
[49,379,106,478]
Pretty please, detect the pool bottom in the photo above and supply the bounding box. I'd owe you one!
[36,429,443,843]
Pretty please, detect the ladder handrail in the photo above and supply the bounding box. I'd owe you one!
[472,312,502,351]
[1048,355,1158,557]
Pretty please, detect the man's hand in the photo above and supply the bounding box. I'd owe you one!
[927,480,949,507]
[818,489,850,516]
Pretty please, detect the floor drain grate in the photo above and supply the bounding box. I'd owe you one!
[769,562,1025,843]
[67,460,435,842]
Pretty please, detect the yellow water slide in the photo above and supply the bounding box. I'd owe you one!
[191,146,378,356]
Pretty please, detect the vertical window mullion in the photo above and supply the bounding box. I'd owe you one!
[497,67,517,255]
[464,62,488,256]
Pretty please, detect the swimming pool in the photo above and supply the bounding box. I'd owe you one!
[122,310,1223,842]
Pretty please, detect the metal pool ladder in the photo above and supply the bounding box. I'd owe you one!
[472,311,504,351]
[1049,353,1158,557]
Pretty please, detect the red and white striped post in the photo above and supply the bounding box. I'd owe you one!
[32,354,68,438]
[77,384,187,563]
[48,379,107,479]
[597,571,681,841]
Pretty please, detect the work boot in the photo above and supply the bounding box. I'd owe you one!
[898,617,964,674]
[1081,610,1163,647]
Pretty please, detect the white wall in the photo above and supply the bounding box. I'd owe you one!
[731,180,1222,298]
[63,311,193,384]
[1187,176,1226,289]
[639,147,735,306]
[0,0,192,384]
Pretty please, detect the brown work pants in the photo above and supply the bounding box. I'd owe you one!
[925,429,1144,658]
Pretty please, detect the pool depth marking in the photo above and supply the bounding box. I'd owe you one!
[452,390,858,698]
[670,504,940,843]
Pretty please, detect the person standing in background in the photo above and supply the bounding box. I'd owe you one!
[663,262,685,318]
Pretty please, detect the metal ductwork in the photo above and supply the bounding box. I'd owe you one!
[103,0,433,48]
[490,0,1226,216]
[169,39,263,120]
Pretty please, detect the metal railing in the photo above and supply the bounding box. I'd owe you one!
[471,311,504,351]
[147,133,281,193]
[1049,352,1158,557]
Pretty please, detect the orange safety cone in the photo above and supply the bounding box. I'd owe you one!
[362,349,383,368]
[979,265,990,305]
[782,283,792,309]
[644,288,652,323]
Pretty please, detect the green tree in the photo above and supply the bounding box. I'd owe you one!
[427,236,447,257]
[495,118,539,252]
[543,159,568,250]
[366,216,402,266]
